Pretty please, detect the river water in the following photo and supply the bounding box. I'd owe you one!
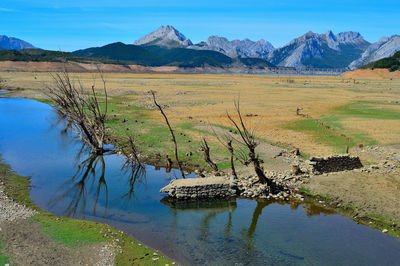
[0,96,399,265]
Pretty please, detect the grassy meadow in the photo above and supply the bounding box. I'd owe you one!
[2,71,400,167]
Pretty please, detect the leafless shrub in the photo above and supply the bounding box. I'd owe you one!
[47,70,109,154]
[226,100,273,186]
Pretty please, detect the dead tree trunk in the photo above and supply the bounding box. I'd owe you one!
[151,91,185,179]
[227,140,237,179]
[200,138,219,172]
[226,100,273,186]
[47,70,109,155]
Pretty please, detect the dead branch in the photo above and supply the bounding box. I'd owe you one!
[200,138,219,172]
[151,91,185,179]
[47,70,109,154]
[209,126,238,179]
[226,100,273,186]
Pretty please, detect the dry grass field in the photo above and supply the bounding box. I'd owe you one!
[3,71,400,161]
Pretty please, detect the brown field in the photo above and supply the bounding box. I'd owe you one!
[2,70,400,158]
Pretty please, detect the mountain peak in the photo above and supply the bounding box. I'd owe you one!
[134,25,193,47]
[193,35,274,58]
[0,35,35,50]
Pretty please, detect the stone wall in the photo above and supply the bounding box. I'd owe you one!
[160,177,237,200]
[308,155,363,174]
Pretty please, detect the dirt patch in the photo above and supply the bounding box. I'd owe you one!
[305,168,400,222]
[344,69,400,79]
[0,219,114,265]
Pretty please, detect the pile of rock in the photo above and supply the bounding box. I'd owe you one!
[236,176,294,200]
[308,155,363,174]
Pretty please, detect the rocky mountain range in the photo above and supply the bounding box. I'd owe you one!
[267,31,370,68]
[192,36,274,58]
[349,35,400,69]
[0,35,35,50]
[1,26,400,70]
[134,25,400,69]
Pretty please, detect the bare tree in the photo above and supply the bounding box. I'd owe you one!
[151,91,185,179]
[226,100,273,186]
[47,70,109,154]
[200,138,219,172]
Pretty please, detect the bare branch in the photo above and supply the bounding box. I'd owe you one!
[200,138,219,172]
[151,91,185,179]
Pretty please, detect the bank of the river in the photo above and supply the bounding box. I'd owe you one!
[0,157,172,265]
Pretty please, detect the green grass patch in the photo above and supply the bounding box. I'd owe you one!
[0,156,37,210]
[335,101,400,120]
[0,239,11,265]
[287,119,355,153]
[31,214,105,248]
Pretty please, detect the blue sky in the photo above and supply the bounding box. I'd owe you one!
[1,0,399,51]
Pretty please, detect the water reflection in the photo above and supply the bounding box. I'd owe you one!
[49,148,146,217]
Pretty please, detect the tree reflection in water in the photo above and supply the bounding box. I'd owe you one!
[49,146,146,217]
[161,197,337,261]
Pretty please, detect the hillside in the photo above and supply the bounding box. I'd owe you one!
[350,36,400,70]
[74,42,235,67]
[0,49,121,64]
[361,50,400,71]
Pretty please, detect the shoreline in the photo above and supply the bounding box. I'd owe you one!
[0,156,173,265]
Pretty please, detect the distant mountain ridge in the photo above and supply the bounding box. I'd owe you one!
[192,36,274,58]
[0,35,35,50]
[135,26,397,69]
[2,26,400,71]
[267,31,370,68]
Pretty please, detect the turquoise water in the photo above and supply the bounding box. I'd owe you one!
[0,97,399,265]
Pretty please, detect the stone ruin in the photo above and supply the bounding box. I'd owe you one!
[308,154,363,174]
[160,177,237,200]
